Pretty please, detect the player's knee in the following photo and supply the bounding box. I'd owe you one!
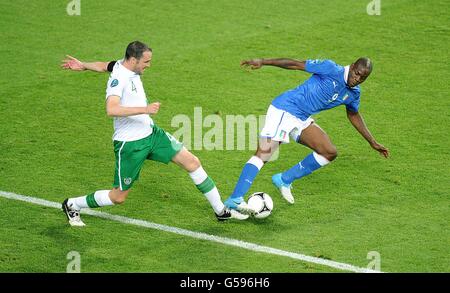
[111,190,129,204]
[317,145,337,161]
[114,195,127,204]
[324,146,338,161]
[254,151,269,163]
[255,146,275,163]
[190,154,201,170]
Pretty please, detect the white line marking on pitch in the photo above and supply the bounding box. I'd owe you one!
[0,190,381,273]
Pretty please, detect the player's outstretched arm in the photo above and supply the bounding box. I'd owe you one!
[61,55,110,72]
[241,58,306,70]
[346,109,389,158]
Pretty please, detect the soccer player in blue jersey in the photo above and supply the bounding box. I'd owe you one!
[224,57,389,212]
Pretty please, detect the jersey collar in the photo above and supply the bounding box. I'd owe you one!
[118,60,138,77]
[344,65,358,89]
[344,65,350,85]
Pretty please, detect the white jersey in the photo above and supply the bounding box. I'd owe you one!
[106,60,153,141]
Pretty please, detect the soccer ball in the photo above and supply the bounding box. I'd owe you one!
[247,192,273,219]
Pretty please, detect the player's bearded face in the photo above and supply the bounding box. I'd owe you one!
[134,51,152,74]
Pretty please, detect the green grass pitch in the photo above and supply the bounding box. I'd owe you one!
[0,0,448,272]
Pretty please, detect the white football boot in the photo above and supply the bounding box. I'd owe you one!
[62,199,86,226]
[272,173,295,204]
[215,207,249,221]
[224,197,257,215]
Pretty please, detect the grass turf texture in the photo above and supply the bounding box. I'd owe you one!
[0,0,448,272]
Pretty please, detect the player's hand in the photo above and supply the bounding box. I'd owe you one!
[147,102,161,115]
[241,59,264,70]
[61,55,85,71]
[371,141,389,158]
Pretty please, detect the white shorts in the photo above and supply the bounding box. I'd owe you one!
[260,105,314,143]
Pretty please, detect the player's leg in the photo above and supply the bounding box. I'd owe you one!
[225,105,287,212]
[224,138,280,211]
[62,188,130,226]
[108,188,132,204]
[172,148,224,214]
[62,139,145,226]
[62,188,117,227]
[297,123,337,161]
[275,123,334,203]
[147,124,247,220]
[172,148,248,220]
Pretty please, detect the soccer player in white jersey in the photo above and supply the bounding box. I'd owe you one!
[61,41,248,226]
[224,57,389,213]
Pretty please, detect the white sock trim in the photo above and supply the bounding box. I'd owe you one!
[205,187,225,214]
[68,198,82,210]
[189,166,208,185]
[313,152,330,166]
[94,190,114,206]
[247,156,264,170]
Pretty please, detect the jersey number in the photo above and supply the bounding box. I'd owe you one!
[328,93,339,103]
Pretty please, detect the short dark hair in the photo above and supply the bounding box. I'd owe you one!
[125,41,152,60]
[355,57,373,74]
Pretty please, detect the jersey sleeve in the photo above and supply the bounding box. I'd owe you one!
[346,95,360,112]
[106,74,126,100]
[305,59,337,75]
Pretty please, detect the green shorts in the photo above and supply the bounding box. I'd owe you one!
[113,124,183,191]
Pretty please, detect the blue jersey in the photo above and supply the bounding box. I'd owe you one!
[271,59,361,121]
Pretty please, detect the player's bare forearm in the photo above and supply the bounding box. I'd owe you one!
[83,62,109,72]
[61,55,109,72]
[262,58,306,70]
[241,58,306,70]
[347,109,389,158]
[346,110,376,144]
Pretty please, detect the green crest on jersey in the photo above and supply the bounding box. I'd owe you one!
[111,79,119,87]
[131,81,137,92]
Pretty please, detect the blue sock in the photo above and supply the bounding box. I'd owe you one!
[281,153,323,184]
[230,156,264,199]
